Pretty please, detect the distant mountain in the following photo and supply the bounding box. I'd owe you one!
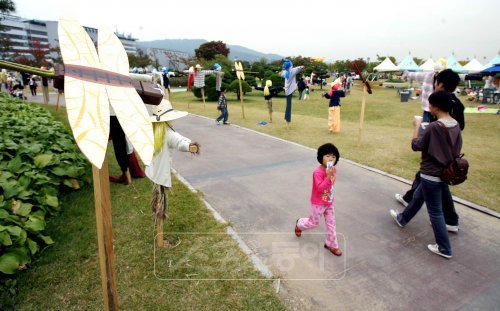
[136,39,283,62]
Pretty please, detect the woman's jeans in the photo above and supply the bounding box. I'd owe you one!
[399,177,452,256]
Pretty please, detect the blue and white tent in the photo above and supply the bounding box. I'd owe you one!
[397,54,421,71]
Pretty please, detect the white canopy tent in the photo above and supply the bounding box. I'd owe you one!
[462,58,485,73]
[419,58,435,71]
[374,57,399,72]
[484,54,500,68]
[446,54,467,73]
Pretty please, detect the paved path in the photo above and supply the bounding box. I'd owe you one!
[27,93,500,310]
[171,115,500,311]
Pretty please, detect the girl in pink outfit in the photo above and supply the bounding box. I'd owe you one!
[295,143,342,256]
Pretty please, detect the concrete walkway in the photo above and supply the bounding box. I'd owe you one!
[171,114,500,311]
[27,93,499,310]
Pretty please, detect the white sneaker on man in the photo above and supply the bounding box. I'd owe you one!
[427,244,452,259]
[395,193,408,207]
[446,225,459,233]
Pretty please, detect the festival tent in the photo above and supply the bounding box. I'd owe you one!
[481,63,500,74]
[435,58,447,71]
[484,54,500,68]
[462,58,485,73]
[373,57,399,72]
[419,58,435,71]
[446,54,467,73]
[397,54,421,71]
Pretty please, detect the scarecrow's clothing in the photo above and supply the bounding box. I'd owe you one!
[324,90,345,107]
[145,129,191,187]
[328,106,341,133]
[280,66,303,96]
[405,71,434,113]
[194,70,214,88]
[214,71,224,91]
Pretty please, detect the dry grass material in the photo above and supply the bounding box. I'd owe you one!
[171,82,500,211]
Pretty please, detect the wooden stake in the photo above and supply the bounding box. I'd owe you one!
[42,86,49,105]
[239,79,245,119]
[56,93,61,111]
[156,217,165,247]
[92,156,119,311]
[357,85,367,146]
[201,87,206,110]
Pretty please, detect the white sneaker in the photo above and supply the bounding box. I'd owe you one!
[427,244,452,259]
[216,120,221,125]
[395,193,408,207]
[446,225,459,233]
[390,209,404,228]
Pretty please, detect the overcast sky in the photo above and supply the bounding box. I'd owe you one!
[12,0,500,64]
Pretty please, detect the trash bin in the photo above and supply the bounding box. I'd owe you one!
[400,91,410,102]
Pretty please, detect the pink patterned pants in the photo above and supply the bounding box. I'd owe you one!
[297,203,338,248]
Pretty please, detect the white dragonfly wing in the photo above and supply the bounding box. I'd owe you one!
[98,26,153,165]
[58,15,109,168]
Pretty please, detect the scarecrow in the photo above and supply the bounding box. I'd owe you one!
[145,99,200,246]
[323,79,345,133]
[280,59,303,126]
[193,64,214,104]
[213,63,224,99]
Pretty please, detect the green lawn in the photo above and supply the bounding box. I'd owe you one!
[169,81,500,211]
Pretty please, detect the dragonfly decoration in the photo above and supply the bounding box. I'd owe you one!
[58,15,154,169]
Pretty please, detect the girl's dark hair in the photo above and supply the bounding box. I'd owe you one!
[317,143,340,165]
[428,91,454,112]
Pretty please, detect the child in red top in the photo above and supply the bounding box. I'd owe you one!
[295,143,342,256]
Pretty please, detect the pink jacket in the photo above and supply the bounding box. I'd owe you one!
[310,165,336,205]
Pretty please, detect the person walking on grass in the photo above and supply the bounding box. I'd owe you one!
[216,87,229,125]
[390,91,463,259]
[295,143,342,256]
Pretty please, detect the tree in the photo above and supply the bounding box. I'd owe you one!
[14,40,52,67]
[128,49,151,68]
[347,58,367,72]
[195,41,230,60]
[0,37,12,60]
[0,0,15,31]
[413,57,424,66]
[162,50,189,72]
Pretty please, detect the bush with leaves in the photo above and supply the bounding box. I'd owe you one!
[0,94,89,289]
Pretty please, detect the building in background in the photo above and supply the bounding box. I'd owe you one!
[0,14,138,63]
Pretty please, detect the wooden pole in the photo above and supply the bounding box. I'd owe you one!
[201,87,206,110]
[156,218,165,247]
[239,79,245,119]
[42,86,49,105]
[357,85,367,146]
[92,156,119,311]
[56,93,61,111]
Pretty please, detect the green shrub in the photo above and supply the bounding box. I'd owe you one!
[0,94,89,291]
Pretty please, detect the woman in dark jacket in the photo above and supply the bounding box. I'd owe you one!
[390,91,462,259]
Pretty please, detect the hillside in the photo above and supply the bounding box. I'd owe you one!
[136,39,283,62]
